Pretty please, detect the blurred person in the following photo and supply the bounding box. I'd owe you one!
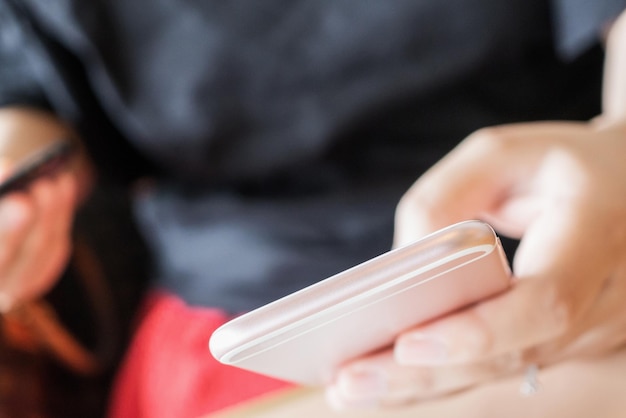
[0,0,624,417]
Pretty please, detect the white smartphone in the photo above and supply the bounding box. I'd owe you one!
[209,220,511,385]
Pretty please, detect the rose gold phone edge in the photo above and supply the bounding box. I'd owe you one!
[209,220,511,385]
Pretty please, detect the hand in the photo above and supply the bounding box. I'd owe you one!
[0,108,90,312]
[327,119,626,408]
[327,8,626,409]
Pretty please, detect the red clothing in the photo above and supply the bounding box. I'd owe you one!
[108,291,292,418]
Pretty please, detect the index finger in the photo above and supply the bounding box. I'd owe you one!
[394,123,577,247]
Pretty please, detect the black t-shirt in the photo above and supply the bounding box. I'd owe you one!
[0,0,624,312]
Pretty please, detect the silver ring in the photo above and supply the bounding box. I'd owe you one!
[519,364,541,396]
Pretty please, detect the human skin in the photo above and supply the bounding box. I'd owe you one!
[0,107,93,312]
[328,9,626,409]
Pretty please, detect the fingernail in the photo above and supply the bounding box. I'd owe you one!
[395,333,448,365]
[338,365,387,398]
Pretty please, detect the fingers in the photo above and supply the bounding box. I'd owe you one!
[352,117,626,412]
[328,348,524,409]
[394,208,612,367]
[542,263,626,362]
[393,125,535,247]
[393,120,622,363]
[0,167,78,309]
[394,129,511,246]
[7,173,76,301]
[329,270,626,411]
[0,193,35,311]
[393,122,591,247]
